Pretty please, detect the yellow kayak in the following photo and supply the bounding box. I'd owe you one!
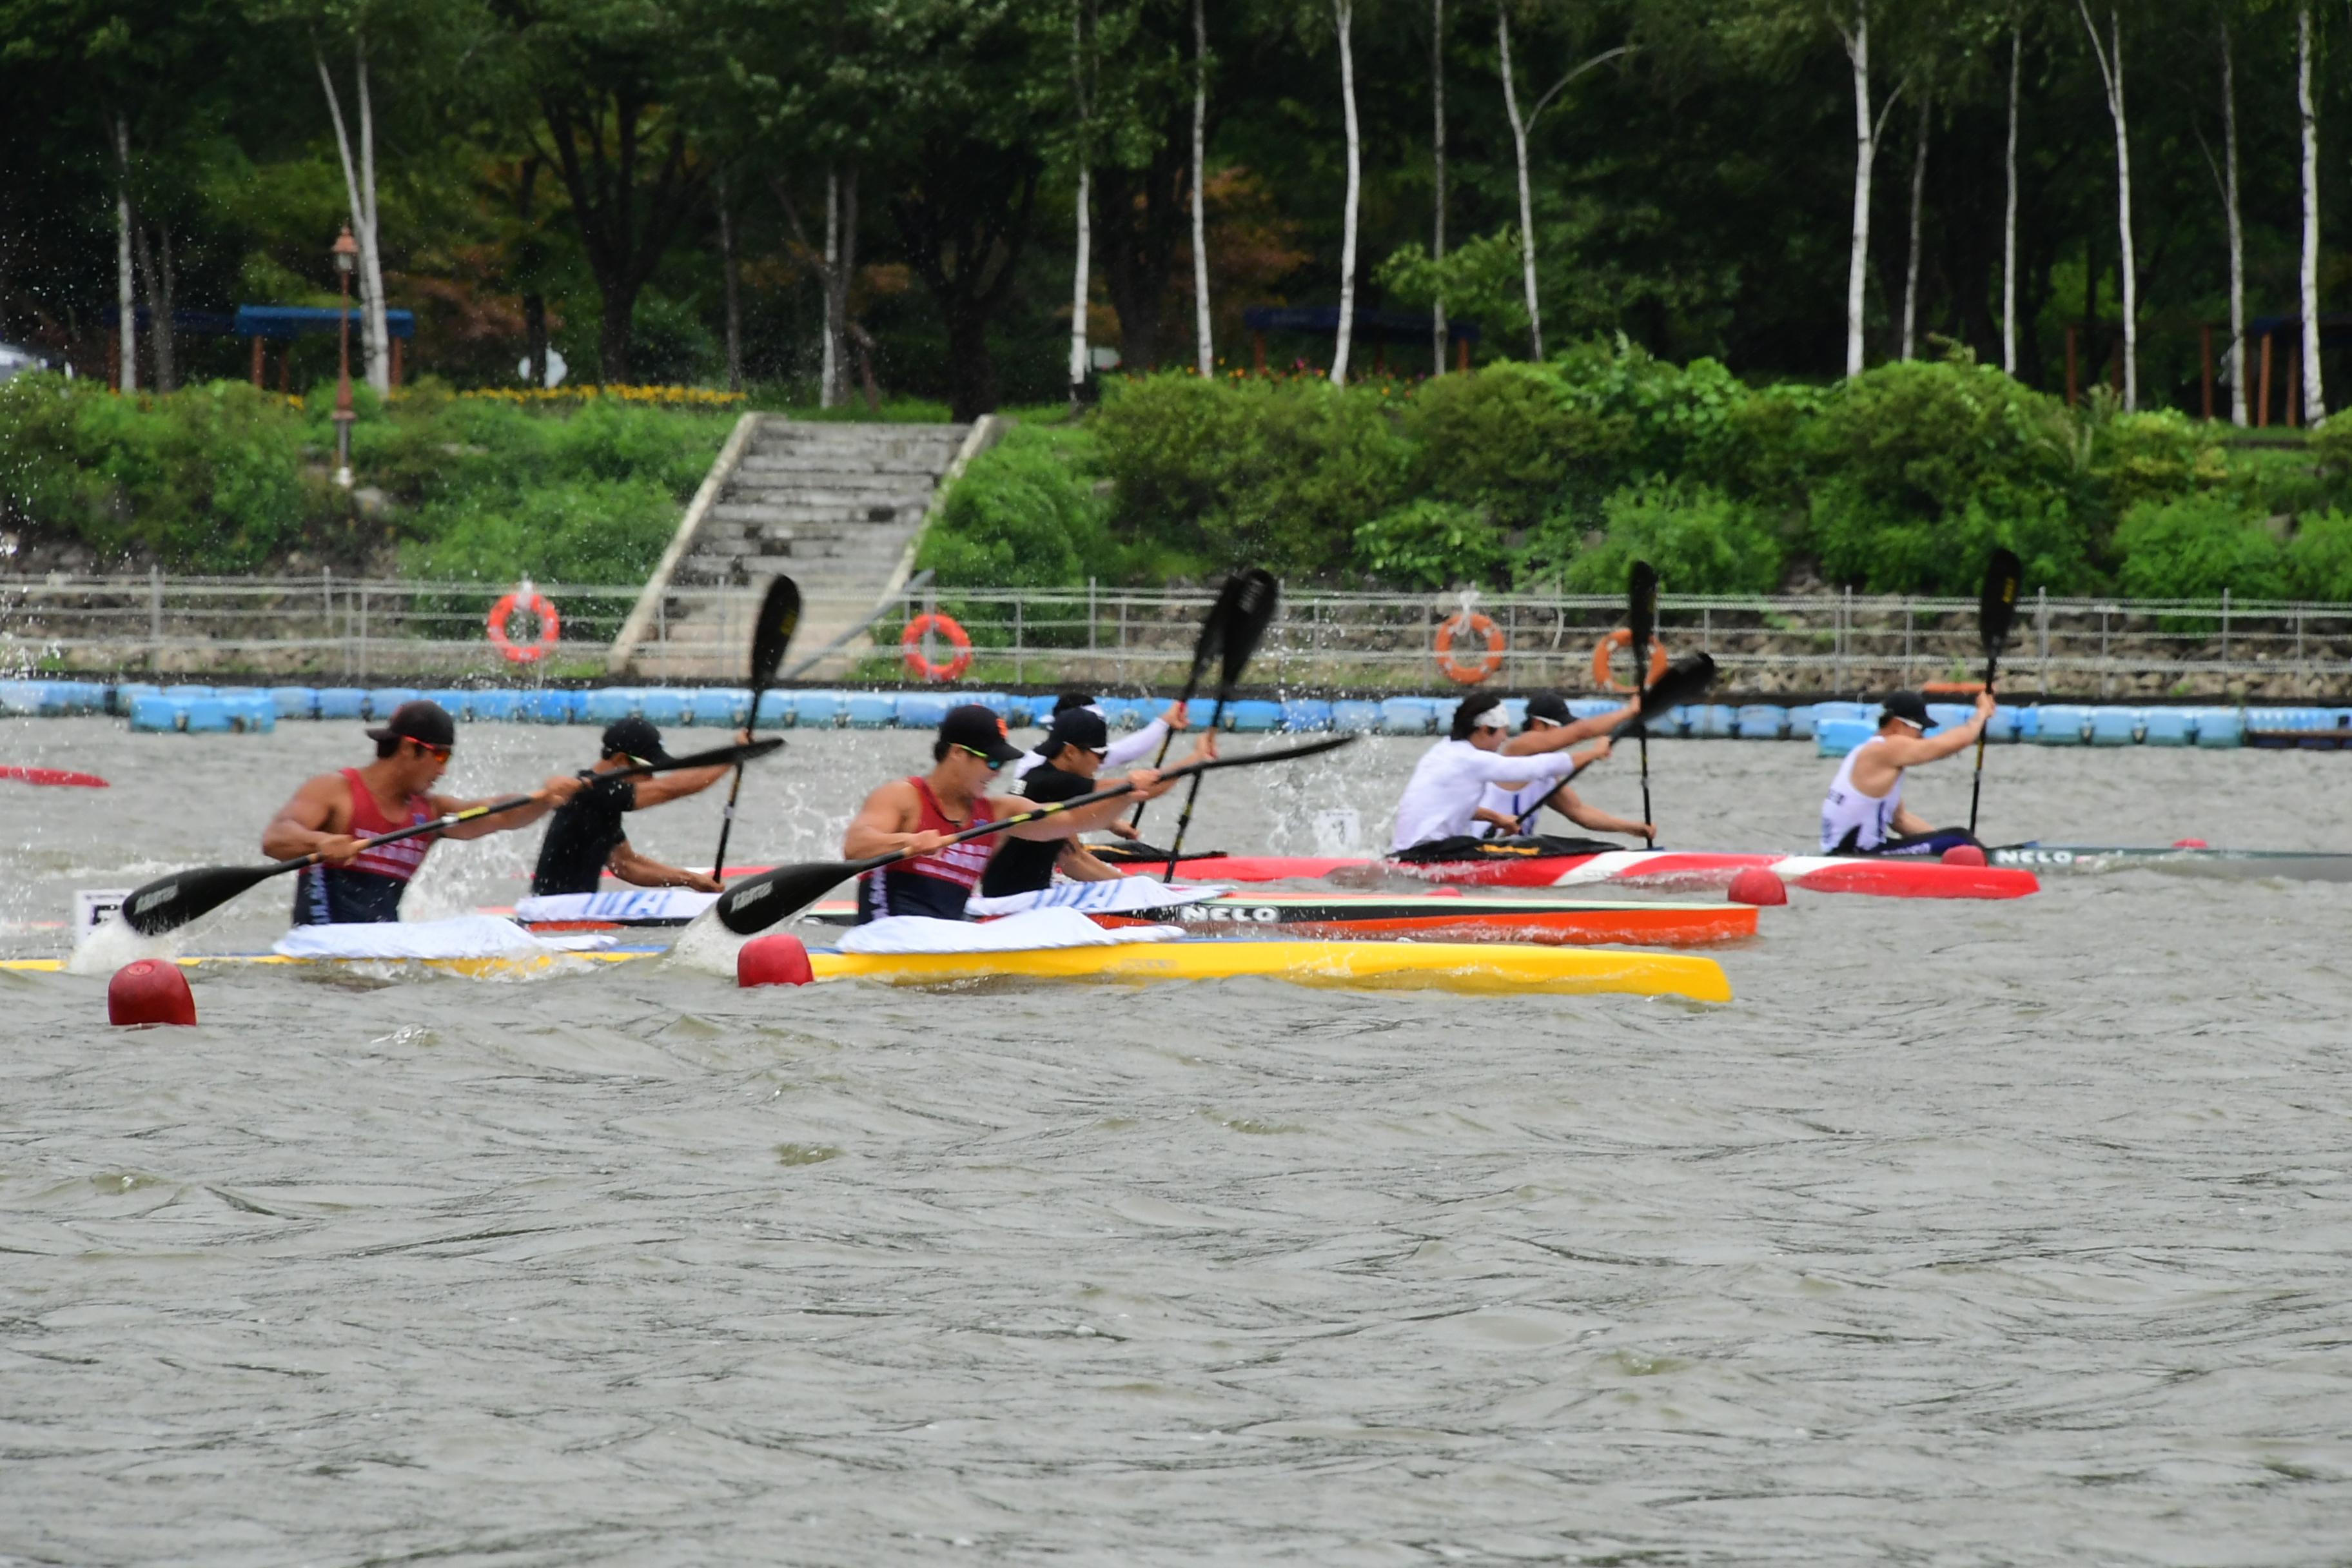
[5,939,1727,1001]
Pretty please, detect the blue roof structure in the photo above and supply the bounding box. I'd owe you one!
[233,305,415,340]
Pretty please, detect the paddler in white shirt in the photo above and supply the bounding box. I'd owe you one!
[1389,691,1634,862]
[1473,692,1656,846]
[1819,689,1997,856]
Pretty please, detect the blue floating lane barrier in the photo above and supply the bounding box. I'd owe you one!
[896,693,952,729]
[579,689,641,725]
[753,691,793,728]
[2191,707,2244,747]
[686,688,747,727]
[1331,699,1380,732]
[128,693,184,732]
[2032,705,2093,745]
[317,687,366,720]
[1784,704,1817,740]
[1814,717,1874,758]
[637,689,687,725]
[1228,700,1282,732]
[1280,700,1335,732]
[269,687,320,720]
[789,691,843,727]
[1377,698,1436,736]
[845,694,897,729]
[364,687,420,719]
[518,688,578,724]
[2087,707,2142,746]
[1736,704,1789,740]
[2140,709,2193,746]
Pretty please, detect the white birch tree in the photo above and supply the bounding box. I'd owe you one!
[716,167,742,394]
[1901,92,1929,360]
[112,114,136,395]
[2075,0,2135,410]
[2297,1,2325,422]
[1497,4,1629,362]
[770,166,859,409]
[1331,0,1360,385]
[2002,19,2020,375]
[1191,0,1213,375]
[316,28,389,395]
[1832,3,1906,379]
[1430,0,1447,375]
[1067,0,1095,404]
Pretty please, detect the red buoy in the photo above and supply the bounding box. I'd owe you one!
[1727,867,1787,906]
[108,959,195,1026]
[1941,844,1988,867]
[2172,838,2210,849]
[738,933,815,988]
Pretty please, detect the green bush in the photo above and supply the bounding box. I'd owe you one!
[1521,480,1785,594]
[2285,508,2352,600]
[917,424,1115,589]
[1352,500,1509,589]
[1401,362,1623,532]
[1093,372,1410,576]
[2112,493,2286,600]
[1547,337,1756,485]
[0,374,317,569]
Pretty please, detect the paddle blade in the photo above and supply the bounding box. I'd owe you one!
[1979,548,2023,656]
[1628,559,1658,669]
[119,862,284,937]
[1217,569,1280,691]
[716,859,867,935]
[651,737,785,774]
[750,575,803,687]
[1616,651,1716,736]
[1186,577,1245,690]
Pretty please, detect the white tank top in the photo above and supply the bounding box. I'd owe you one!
[1819,736,1903,852]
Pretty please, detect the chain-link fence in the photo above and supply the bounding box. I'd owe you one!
[7,572,2352,698]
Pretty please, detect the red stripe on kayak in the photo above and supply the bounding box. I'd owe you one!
[1133,851,2037,899]
[1785,863,2039,899]
[0,766,109,788]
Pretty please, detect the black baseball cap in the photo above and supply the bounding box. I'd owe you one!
[366,700,456,749]
[1524,692,1572,728]
[1037,705,1110,758]
[1052,692,1097,714]
[600,716,674,765]
[1879,692,1933,730]
[941,703,1024,765]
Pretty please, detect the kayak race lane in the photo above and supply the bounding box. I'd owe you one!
[3,718,2351,1561]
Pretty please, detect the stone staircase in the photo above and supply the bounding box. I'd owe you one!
[609,414,998,680]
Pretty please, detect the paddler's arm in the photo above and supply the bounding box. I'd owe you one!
[842,779,952,860]
[1474,807,1523,834]
[1101,705,1184,769]
[434,775,586,839]
[995,769,1177,839]
[607,839,723,893]
[1856,691,1997,783]
[1546,784,1653,840]
[1497,700,1640,755]
[262,773,362,865]
[1887,805,1937,838]
[1055,841,1126,882]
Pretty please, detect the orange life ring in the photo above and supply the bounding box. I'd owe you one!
[485,589,560,664]
[1433,611,1506,685]
[1591,627,1671,692]
[900,611,974,682]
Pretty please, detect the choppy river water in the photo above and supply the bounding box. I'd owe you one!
[3,716,2350,1564]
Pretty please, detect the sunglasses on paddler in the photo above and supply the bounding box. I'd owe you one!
[956,744,1008,772]
[406,739,453,761]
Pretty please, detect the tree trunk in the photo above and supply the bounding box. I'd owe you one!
[834,168,859,406]
[1331,0,1360,386]
[1192,0,1213,375]
[1840,5,1876,379]
[718,167,742,394]
[542,90,703,386]
[2297,1,2326,422]
[2221,22,2246,426]
[2077,1,2135,410]
[525,293,547,387]
[317,39,388,395]
[1901,93,1928,361]
[1499,6,1540,360]
[1068,0,1093,404]
[133,218,175,393]
[112,115,135,395]
[890,140,1039,421]
[1097,153,1186,368]
[2003,23,2020,375]
[1431,0,1447,375]
[599,289,638,385]
[946,305,998,420]
[821,169,839,406]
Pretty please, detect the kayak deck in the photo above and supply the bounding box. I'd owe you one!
[806,894,1757,946]
[1127,850,2038,900]
[1989,845,2352,881]
[4,938,1729,1000]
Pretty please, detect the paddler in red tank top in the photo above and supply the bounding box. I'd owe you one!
[261,700,585,925]
[844,703,1178,923]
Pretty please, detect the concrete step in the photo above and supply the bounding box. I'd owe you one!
[712,494,932,519]
[733,460,950,487]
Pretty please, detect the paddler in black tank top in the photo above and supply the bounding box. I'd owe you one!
[261,700,584,925]
[843,703,1178,923]
[529,717,740,896]
[980,706,1216,898]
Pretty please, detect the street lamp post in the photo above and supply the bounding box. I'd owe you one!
[331,225,359,489]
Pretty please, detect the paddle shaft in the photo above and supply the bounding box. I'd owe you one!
[710,716,763,880]
[1629,562,1658,848]
[1966,648,1999,836]
[1159,691,1231,879]
[713,578,803,879]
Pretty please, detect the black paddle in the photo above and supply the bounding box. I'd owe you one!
[1161,568,1280,877]
[1124,574,1244,836]
[712,574,801,880]
[1628,559,1659,847]
[716,730,1351,934]
[1966,548,2022,838]
[119,738,786,937]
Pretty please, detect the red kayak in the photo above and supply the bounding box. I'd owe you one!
[0,766,108,789]
[1123,849,2037,900]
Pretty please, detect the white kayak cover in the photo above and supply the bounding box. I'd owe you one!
[965,877,1224,919]
[514,889,718,924]
[836,907,1184,956]
[275,915,565,961]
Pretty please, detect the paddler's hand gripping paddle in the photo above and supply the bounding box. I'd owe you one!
[118,738,785,937]
[715,731,1353,935]
[1967,549,2021,838]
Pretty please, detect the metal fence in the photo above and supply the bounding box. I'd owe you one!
[7,571,2352,697]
